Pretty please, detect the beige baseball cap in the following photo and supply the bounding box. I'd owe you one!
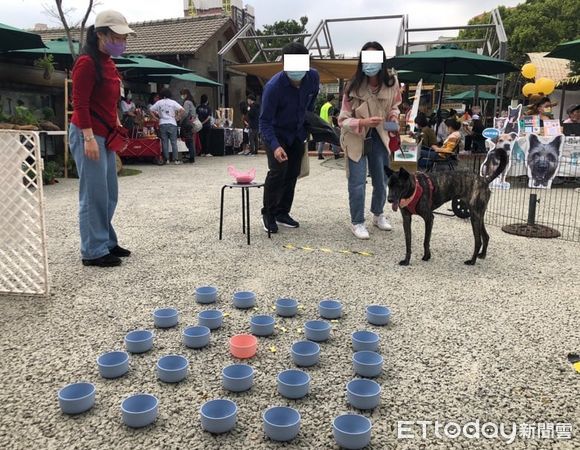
[95,10,135,35]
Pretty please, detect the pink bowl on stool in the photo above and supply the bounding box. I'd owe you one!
[230,334,258,359]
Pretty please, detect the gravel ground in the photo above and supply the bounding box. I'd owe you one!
[0,154,579,450]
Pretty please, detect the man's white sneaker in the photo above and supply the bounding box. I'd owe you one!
[174,160,182,165]
[351,223,370,239]
[373,214,392,231]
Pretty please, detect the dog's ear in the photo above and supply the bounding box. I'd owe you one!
[551,135,562,153]
[529,134,540,146]
[384,165,394,178]
[399,167,410,179]
[509,132,518,141]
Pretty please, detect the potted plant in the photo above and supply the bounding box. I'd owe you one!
[34,54,56,80]
[42,161,61,185]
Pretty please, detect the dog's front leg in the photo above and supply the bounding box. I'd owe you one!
[399,211,412,266]
[422,213,433,261]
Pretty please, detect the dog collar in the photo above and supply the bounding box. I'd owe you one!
[399,174,434,215]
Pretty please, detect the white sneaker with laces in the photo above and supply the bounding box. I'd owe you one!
[351,223,370,239]
[174,160,182,165]
[373,214,392,231]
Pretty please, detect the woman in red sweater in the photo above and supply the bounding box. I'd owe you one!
[69,10,134,267]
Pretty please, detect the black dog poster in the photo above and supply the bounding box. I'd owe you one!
[525,134,564,189]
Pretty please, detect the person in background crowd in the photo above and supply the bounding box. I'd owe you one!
[196,94,213,156]
[470,114,486,153]
[435,109,450,145]
[246,94,260,156]
[69,10,135,267]
[150,88,184,165]
[338,41,401,240]
[411,113,437,150]
[238,99,250,155]
[259,42,320,234]
[179,88,197,164]
[526,94,554,121]
[418,117,461,169]
[317,94,341,160]
[563,104,580,123]
[460,108,472,122]
[120,90,137,137]
[148,92,160,111]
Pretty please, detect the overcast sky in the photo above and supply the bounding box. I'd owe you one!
[4,0,523,56]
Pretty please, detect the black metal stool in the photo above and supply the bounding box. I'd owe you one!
[219,182,269,245]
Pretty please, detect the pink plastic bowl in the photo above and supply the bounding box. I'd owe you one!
[236,174,255,184]
[229,334,258,359]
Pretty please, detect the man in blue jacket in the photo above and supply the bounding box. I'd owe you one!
[259,42,320,233]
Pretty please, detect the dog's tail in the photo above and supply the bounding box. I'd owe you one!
[483,147,508,184]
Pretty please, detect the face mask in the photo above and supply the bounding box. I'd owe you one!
[543,106,552,113]
[362,63,382,77]
[181,95,186,100]
[286,71,306,82]
[126,94,132,100]
[104,40,126,57]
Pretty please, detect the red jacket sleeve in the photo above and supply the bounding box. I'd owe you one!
[72,56,96,129]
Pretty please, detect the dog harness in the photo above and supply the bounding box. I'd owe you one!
[399,173,435,215]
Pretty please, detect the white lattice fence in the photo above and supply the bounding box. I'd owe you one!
[0,130,49,296]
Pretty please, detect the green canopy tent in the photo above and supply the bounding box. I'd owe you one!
[446,90,497,101]
[397,71,500,85]
[387,48,517,131]
[10,37,134,65]
[0,22,46,52]
[545,38,580,61]
[116,55,190,76]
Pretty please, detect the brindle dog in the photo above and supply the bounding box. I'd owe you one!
[386,148,507,266]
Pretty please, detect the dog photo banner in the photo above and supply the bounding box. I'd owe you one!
[525,134,564,189]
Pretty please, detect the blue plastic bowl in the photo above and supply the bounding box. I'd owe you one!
[233,291,256,309]
[333,414,372,449]
[366,305,391,326]
[304,320,331,342]
[263,406,301,442]
[250,315,275,336]
[121,394,158,428]
[195,286,218,304]
[182,325,211,348]
[277,369,311,399]
[346,379,381,410]
[275,298,298,317]
[97,351,129,379]
[124,330,154,354]
[352,351,383,378]
[200,399,238,434]
[198,309,223,330]
[58,382,96,415]
[319,299,343,319]
[222,364,254,392]
[153,307,179,328]
[291,341,320,367]
[157,355,189,383]
[351,331,380,352]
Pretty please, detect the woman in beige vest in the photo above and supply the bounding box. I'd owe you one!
[338,42,402,239]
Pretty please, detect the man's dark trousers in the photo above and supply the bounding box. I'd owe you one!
[262,138,304,218]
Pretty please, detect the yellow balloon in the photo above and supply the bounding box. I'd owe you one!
[535,77,556,95]
[521,63,537,79]
[522,82,538,97]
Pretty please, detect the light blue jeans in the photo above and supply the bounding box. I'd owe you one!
[69,124,118,260]
[347,129,390,225]
[159,123,179,161]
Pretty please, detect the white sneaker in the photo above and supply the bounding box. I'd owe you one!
[206,154,213,157]
[373,214,392,231]
[174,160,182,165]
[351,223,370,239]
[237,150,246,155]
